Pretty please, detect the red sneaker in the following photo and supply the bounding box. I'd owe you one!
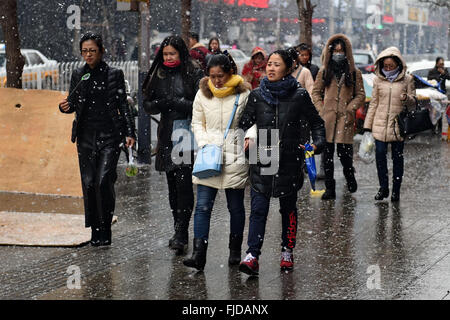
[280,248,294,271]
[239,253,259,276]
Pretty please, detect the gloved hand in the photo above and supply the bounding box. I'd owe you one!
[170,97,192,113]
[143,98,170,114]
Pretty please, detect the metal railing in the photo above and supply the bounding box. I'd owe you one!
[2,60,139,93]
[58,60,139,92]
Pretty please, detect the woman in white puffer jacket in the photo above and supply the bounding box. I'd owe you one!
[183,53,252,271]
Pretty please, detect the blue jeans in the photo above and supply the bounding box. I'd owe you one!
[375,140,404,190]
[193,185,245,240]
[246,189,298,258]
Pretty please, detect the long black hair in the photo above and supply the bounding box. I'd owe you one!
[323,38,353,88]
[143,35,198,96]
[208,37,222,54]
[206,51,237,76]
[286,47,299,69]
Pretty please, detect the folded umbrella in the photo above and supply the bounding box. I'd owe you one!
[304,143,325,197]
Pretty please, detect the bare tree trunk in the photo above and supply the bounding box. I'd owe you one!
[296,0,316,48]
[0,0,25,88]
[181,0,192,47]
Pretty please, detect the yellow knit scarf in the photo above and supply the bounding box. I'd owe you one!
[208,74,243,98]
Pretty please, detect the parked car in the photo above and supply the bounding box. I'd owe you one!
[353,49,376,74]
[228,49,249,75]
[0,45,58,89]
[407,60,450,94]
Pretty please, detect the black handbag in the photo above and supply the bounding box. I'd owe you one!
[395,97,433,138]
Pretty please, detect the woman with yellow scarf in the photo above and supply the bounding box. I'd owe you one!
[183,53,252,271]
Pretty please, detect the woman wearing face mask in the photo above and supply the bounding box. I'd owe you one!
[238,50,325,276]
[183,53,252,271]
[142,35,203,255]
[311,34,365,200]
[363,47,416,202]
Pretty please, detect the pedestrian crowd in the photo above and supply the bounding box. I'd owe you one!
[59,30,447,277]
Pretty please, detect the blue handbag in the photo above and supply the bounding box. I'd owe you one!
[192,94,240,179]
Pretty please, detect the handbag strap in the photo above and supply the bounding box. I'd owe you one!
[295,65,303,81]
[223,93,240,140]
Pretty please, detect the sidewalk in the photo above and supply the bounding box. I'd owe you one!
[0,134,449,300]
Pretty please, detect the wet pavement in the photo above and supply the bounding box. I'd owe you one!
[0,133,449,300]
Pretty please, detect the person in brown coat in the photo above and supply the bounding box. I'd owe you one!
[363,47,416,202]
[311,34,365,200]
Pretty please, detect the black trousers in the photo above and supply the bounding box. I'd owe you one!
[77,128,121,228]
[375,140,404,191]
[323,142,354,187]
[165,166,194,232]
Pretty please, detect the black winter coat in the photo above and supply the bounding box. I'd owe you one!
[143,63,203,172]
[305,62,320,81]
[239,86,325,198]
[60,61,136,143]
[427,67,450,94]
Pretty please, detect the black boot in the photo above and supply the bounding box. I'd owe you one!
[322,179,336,200]
[99,225,112,246]
[171,227,188,255]
[344,167,357,193]
[168,234,176,248]
[168,211,178,248]
[391,183,401,202]
[375,188,389,200]
[168,221,177,249]
[183,238,208,271]
[90,226,101,246]
[171,209,191,255]
[228,234,243,266]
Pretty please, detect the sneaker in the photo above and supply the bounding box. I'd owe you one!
[280,248,294,271]
[239,253,259,276]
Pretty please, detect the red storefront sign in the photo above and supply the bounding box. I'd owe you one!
[200,0,269,8]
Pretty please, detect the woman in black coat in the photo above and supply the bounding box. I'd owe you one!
[238,50,325,276]
[59,32,136,246]
[142,35,203,254]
